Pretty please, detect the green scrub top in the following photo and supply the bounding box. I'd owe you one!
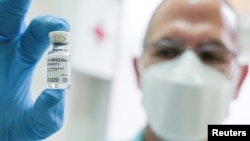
[133,130,144,141]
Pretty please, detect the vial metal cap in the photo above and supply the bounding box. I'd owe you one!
[49,31,70,44]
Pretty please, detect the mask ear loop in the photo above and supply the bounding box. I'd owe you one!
[138,59,146,75]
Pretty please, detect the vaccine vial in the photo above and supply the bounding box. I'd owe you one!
[47,31,71,89]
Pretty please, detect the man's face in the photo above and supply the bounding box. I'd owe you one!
[141,0,240,80]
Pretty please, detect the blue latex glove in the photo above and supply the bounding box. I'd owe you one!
[0,0,70,140]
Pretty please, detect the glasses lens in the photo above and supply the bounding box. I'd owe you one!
[145,39,182,60]
[198,44,235,65]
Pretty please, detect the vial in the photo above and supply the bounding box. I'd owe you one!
[47,31,71,89]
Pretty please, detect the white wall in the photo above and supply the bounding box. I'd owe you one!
[63,71,111,141]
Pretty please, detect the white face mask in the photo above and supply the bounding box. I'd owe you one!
[141,50,235,141]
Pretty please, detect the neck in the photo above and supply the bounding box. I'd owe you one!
[144,125,162,141]
[143,125,207,141]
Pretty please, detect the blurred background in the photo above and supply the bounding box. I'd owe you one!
[25,0,250,141]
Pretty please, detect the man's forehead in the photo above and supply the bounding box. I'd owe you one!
[148,0,237,34]
[154,0,225,24]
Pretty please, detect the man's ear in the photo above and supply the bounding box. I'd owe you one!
[133,57,141,89]
[234,65,248,99]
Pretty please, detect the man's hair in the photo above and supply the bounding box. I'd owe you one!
[143,0,241,48]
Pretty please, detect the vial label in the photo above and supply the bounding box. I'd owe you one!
[47,55,71,86]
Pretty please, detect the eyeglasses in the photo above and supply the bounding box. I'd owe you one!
[144,39,238,65]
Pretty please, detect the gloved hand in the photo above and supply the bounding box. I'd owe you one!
[0,0,70,140]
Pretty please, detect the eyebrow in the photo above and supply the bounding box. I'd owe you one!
[144,37,182,49]
[201,40,237,56]
[201,38,235,51]
[201,39,226,48]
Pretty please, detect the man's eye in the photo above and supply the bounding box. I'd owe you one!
[200,51,225,63]
[155,48,180,59]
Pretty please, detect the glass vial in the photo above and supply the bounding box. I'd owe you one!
[47,31,71,89]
